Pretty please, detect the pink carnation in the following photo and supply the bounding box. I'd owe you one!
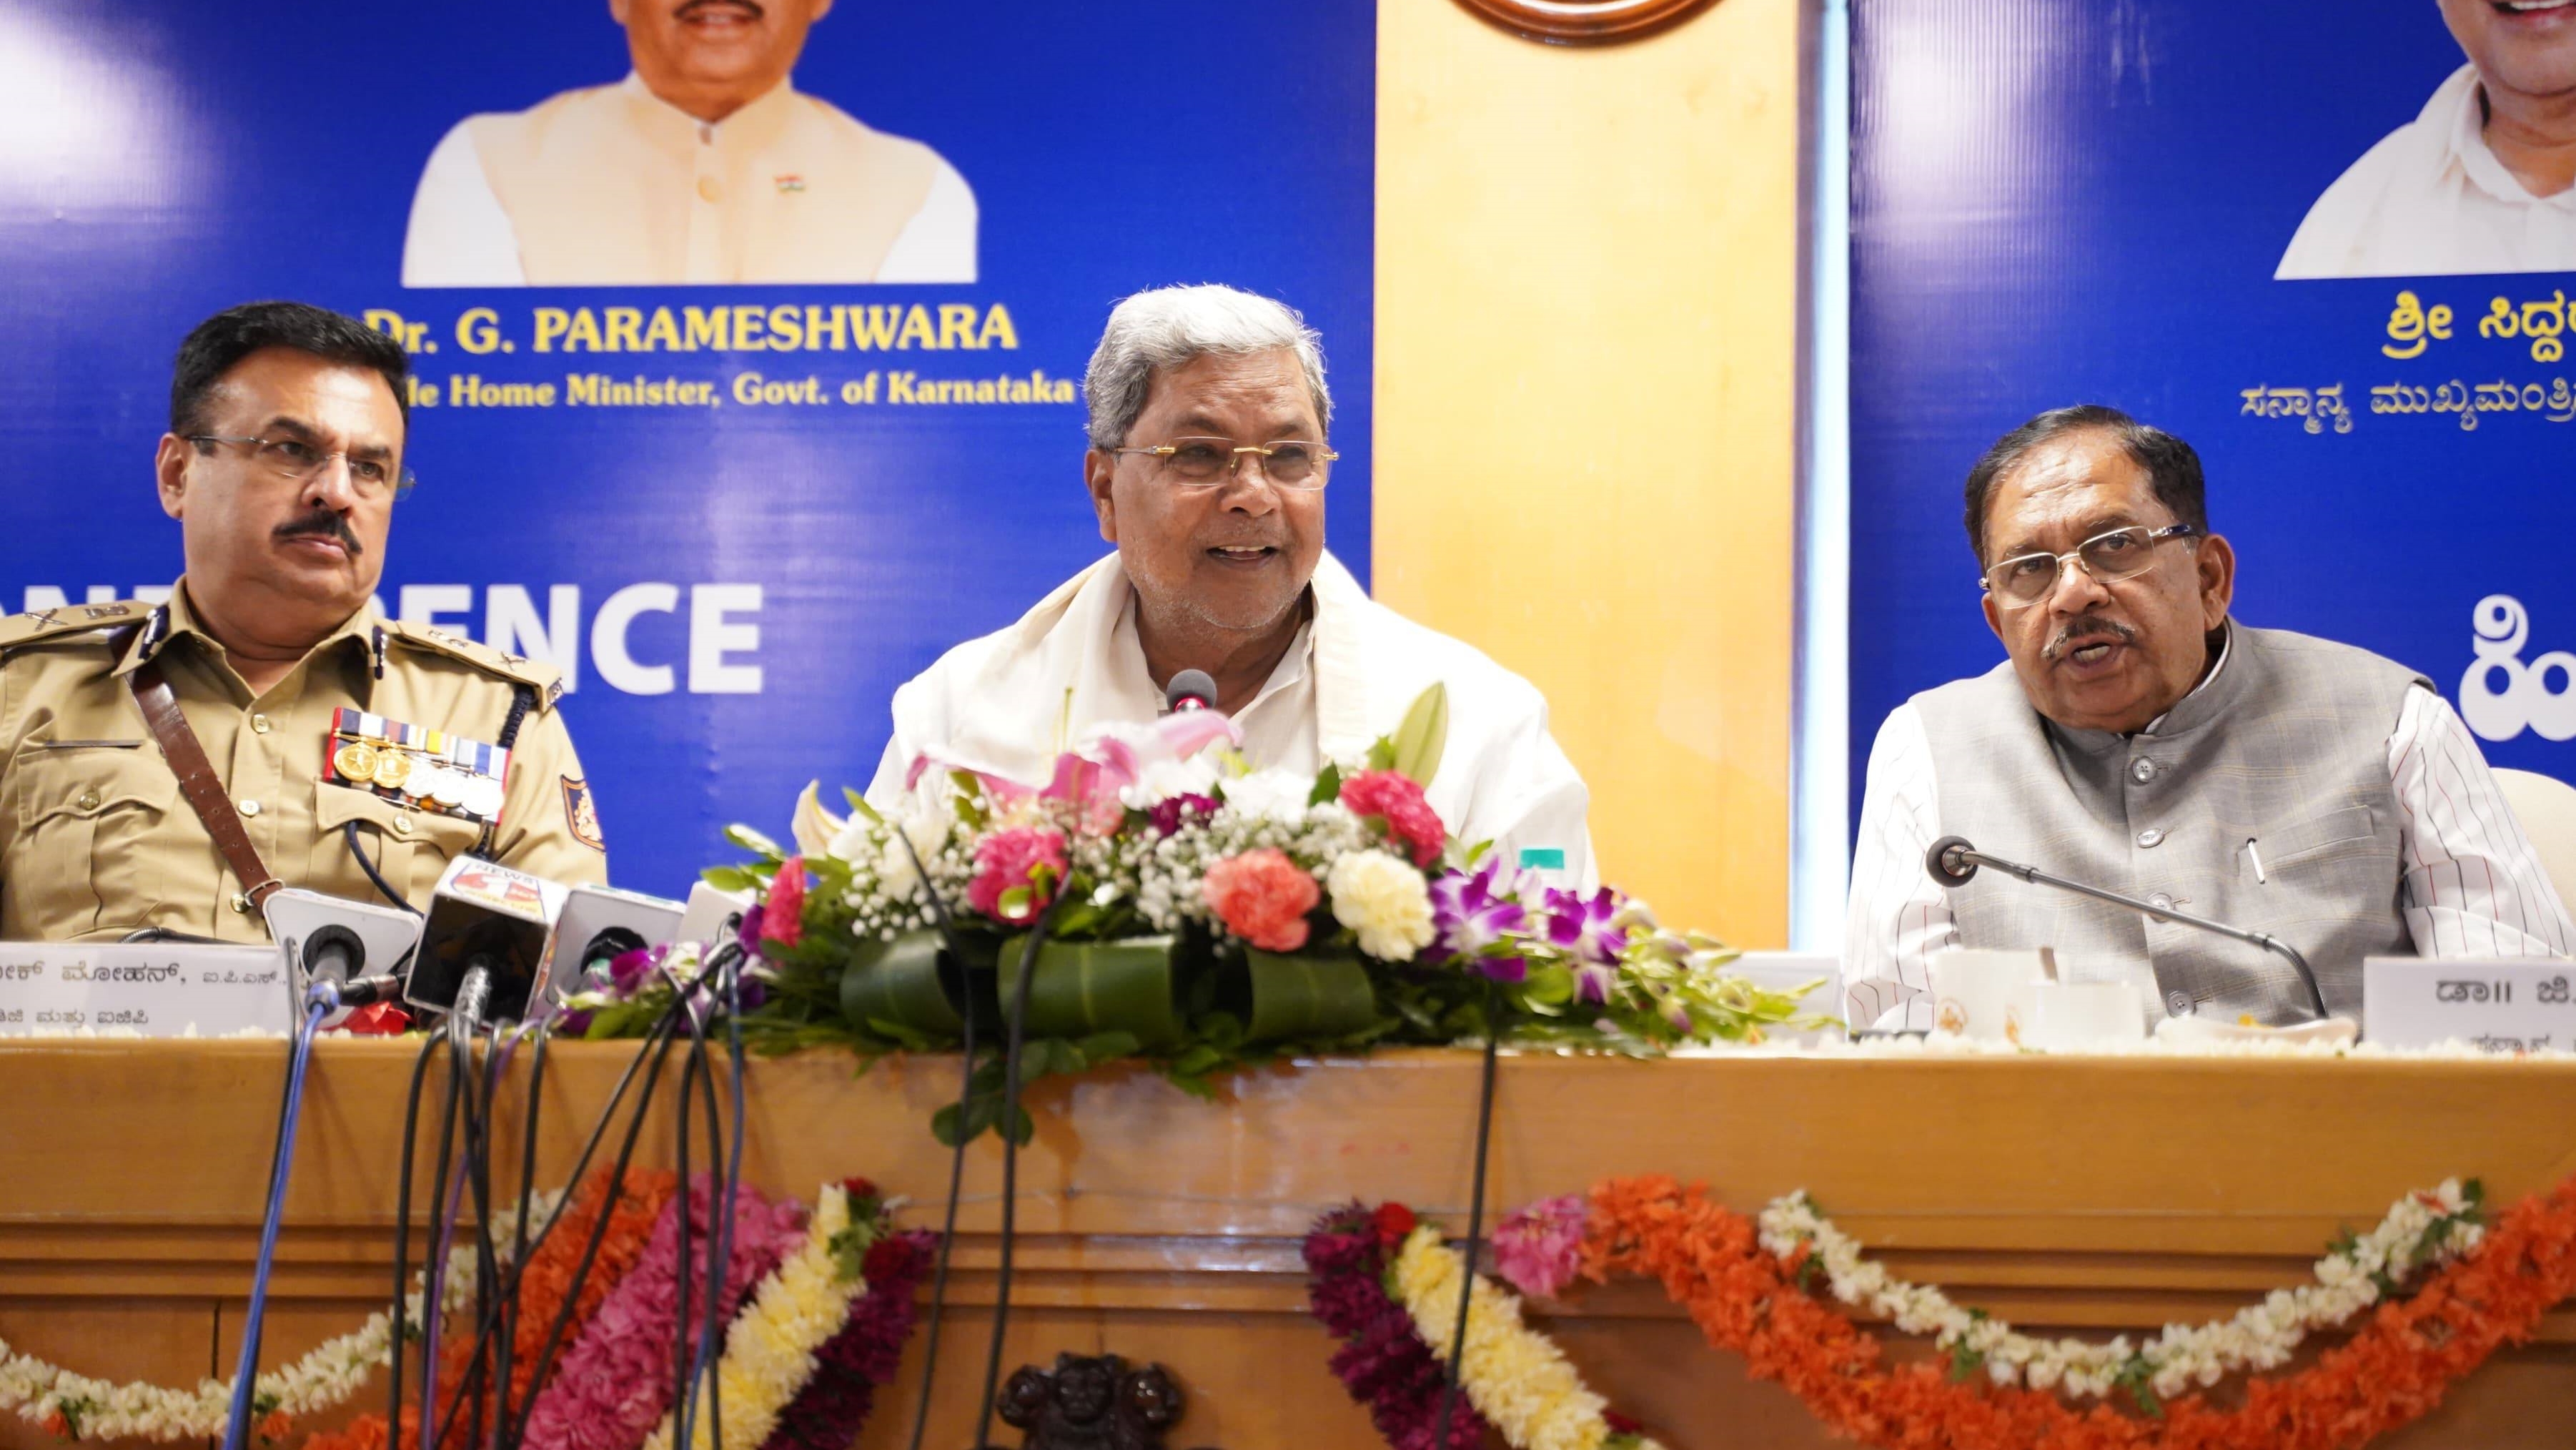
[1202,847,1322,953]
[1339,770,1447,868]
[762,855,807,948]
[967,826,1069,924]
[1490,1193,1588,1299]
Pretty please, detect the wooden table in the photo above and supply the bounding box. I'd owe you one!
[3,1040,2573,1448]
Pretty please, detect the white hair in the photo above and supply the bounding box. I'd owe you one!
[1081,284,1332,449]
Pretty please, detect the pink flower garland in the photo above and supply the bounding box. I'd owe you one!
[1304,1205,1491,1450]
[519,1176,807,1450]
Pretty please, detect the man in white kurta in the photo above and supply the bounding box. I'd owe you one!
[2278,2,2576,279]
[864,284,1595,882]
[403,0,973,286]
[864,550,1596,882]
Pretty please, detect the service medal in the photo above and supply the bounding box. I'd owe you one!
[332,741,380,782]
[402,764,444,801]
[371,749,413,791]
[461,775,505,820]
[432,771,470,809]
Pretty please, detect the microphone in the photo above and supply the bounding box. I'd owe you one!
[1165,669,1218,713]
[407,857,568,1025]
[540,884,685,1007]
[1923,835,2331,1021]
[262,888,426,1025]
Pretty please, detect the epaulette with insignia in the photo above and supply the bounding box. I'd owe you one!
[0,600,149,656]
[380,618,566,710]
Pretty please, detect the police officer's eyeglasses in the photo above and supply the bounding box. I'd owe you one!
[187,434,416,500]
[1981,523,2199,609]
[1110,437,1337,490]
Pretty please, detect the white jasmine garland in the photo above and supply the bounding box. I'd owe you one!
[1327,849,1437,962]
[0,1190,560,1440]
[1757,1178,2482,1399]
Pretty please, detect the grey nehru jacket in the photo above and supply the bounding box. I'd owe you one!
[1911,623,2427,1022]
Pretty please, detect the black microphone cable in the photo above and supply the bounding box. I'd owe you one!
[385,1027,452,1450]
[971,894,1071,1450]
[895,828,979,1450]
[501,1005,692,1450]
[1432,979,1505,1449]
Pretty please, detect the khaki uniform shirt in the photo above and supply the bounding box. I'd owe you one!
[0,585,608,942]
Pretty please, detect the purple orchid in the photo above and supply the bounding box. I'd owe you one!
[1545,887,1625,1003]
[1427,859,1531,982]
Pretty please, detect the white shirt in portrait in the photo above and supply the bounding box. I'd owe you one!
[2278,63,2576,280]
[403,74,976,287]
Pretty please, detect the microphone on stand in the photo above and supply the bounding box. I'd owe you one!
[1165,669,1219,714]
[407,857,568,1025]
[1923,835,2331,1022]
[264,888,426,1027]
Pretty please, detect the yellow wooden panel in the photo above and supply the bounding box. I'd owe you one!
[1374,0,1803,944]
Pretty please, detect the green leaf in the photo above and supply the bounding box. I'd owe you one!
[700,864,759,892]
[1161,1067,1223,1100]
[1001,1103,1036,1145]
[724,823,787,859]
[841,787,883,824]
[1076,1030,1142,1060]
[930,1102,966,1148]
[1229,948,1383,1045]
[1386,682,1450,786]
[996,934,1191,1050]
[1308,762,1343,808]
[1168,1044,1225,1077]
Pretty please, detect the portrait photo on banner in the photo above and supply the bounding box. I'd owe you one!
[0,1,1377,896]
[1848,0,2576,840]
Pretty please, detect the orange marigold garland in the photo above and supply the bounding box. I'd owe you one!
[433,1169,680,1446]
[304,1170,678,1450]
[1580,1173,2576,1450]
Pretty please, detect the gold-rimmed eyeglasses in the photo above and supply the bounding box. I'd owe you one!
[1981,523,2198,609]
[1110,436,1337,490]
[188,434,415,500]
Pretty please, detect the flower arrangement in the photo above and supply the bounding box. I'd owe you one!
[700,685,1825,1142]
[1312,1169,2576,1450]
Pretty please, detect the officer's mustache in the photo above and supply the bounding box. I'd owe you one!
[274,509,363,558]
[674,0,764,19]
[2042,614,2135,662]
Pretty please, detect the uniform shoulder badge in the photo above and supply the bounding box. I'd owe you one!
[0,600,147,655]
[562,775,605,852]
[381,618,566,709]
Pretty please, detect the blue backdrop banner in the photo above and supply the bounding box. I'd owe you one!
[0,1,1377,897]
[1850,1,2576,828]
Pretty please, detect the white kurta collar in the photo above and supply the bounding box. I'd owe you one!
[997,549,1380,761]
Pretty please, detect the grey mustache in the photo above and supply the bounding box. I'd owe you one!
[2044,616,2134,662]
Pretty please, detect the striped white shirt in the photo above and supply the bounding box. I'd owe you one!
[1844,646,2575,1030]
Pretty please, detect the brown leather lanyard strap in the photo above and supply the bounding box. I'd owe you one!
[129,661,284,912]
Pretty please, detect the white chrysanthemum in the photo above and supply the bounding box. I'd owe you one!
[1326,850,1436,961]
[1222,767,1313,823]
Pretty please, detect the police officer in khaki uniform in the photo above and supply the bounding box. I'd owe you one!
[0,302,608,943]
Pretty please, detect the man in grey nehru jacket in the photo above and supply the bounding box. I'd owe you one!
[1843,405,2572,1030]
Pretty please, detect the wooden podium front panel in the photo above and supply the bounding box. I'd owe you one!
[4,1042,2575,1448]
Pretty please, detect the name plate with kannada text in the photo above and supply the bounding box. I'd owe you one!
[0,942,292,1037]
[2363,956,2576,1052]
